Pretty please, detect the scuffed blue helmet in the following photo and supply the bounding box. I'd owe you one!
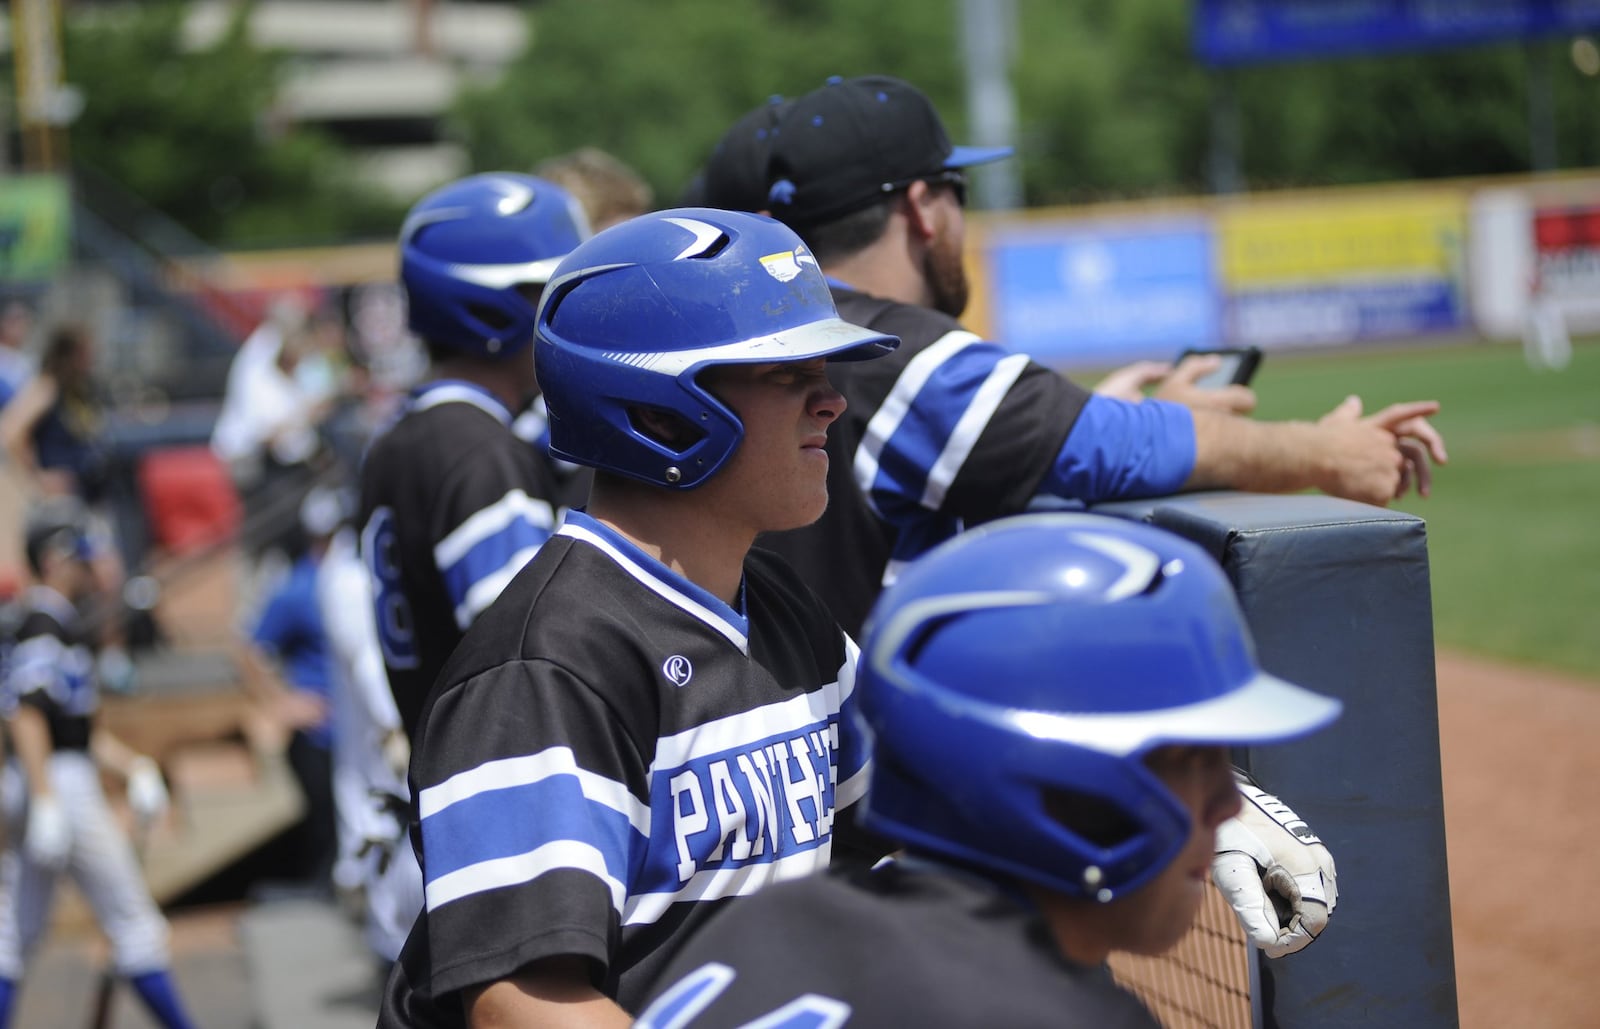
[856,513,1340,902]
[400,173,590,358]
[534,208,897,488]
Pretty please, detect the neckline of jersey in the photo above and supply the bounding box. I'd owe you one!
[558,510,750,648]
[409,379,512,425]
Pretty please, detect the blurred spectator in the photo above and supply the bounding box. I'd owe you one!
[534,146,654,231]
[211,298,346,574]
[233,490,339,892]
[0,301,35,415]
[0,323,134,689]
[0,323,113,504]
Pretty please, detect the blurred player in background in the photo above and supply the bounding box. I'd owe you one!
[693,95,792,214]
[357,173,590,742]
[379,209,897,1027]
[0,498,197,1029]
[637,513,1342,1028]
[233,487,340,891]
[535,147,655,232]
[307,483,422,970]
[742,74,1449,639]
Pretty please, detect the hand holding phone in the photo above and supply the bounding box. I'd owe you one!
[1177,347,1263,389]
[1156,348,1261,415]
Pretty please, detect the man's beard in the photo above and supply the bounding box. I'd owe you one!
[925,228,970,319]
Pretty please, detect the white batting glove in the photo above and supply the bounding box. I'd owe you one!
[126,758,170,823]
[25,795,71,870]
[1212,775,1338,959]
[381,727,411,782]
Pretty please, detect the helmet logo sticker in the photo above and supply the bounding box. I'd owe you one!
[759,246,819,283]
[662,655,694,687]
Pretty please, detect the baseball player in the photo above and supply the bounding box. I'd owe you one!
[314,486,425,967]
[357,172,592,742]
[377,208,897,1027]
[0,498,197,1029]
[734,74,1449,638]
[636,512,1343,1028]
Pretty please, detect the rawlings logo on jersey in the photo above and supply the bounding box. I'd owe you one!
[662,655,694,687]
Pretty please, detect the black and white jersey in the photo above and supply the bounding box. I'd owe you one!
[763,287,1198,637]
[0,586,95,752]
[378,511,867,1026]
[358,381,570,739]
[762,288,1090,636]
[637,860,1162,1029]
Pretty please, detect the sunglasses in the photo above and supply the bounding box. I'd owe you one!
[878,169,968,207]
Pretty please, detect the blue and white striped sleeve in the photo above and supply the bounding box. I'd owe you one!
[434,487,556,631]
[852,331,1037,525]
[1042,394,1197,504]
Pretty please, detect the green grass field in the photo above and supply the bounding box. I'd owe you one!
[1243,339,1599,681]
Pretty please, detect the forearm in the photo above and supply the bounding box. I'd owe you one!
[465,958,632,1029]
[1185,410,1331,495]
[89,725,142,779]
[9,707,57,797]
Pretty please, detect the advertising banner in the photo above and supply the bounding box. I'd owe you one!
[983,217,1220,368]
[1194,0,1600,66]
[0,175,70,282]
[1217,192,1468,347]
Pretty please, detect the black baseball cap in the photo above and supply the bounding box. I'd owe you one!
[702,95,793,212]
[765,75,1012,228]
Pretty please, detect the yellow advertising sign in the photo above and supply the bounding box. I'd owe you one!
[0,174,71,282]
[1218,192,1466,287]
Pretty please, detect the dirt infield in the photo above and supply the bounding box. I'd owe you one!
[1436,649,1600,1029]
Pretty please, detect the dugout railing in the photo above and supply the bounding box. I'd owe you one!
[1090,491,1459,1028]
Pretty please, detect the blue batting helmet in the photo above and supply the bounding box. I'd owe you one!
[855,513,1340,902]
[533,208,897,488]
[400,173,590,358]
[23,496,94,575]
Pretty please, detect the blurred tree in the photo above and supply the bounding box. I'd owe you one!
[451,0,965,207]
[57,0,403,248]
[463,0,1600,209]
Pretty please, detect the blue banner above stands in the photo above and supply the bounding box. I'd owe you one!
[984,218,1220,368]
[1194,0,1600,67]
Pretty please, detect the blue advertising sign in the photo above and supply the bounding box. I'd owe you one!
[1225,279,1465,348]
[984,218,1220,368]
[1195,0,1600,67]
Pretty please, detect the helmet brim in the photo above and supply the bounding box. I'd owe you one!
[634,317,897,376]
[946,144,1014,169]
[1003,672,1342,758]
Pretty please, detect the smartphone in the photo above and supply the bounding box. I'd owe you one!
[1177,346,1262,389]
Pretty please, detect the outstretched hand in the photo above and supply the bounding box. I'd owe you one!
[1316,396,1447,505]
